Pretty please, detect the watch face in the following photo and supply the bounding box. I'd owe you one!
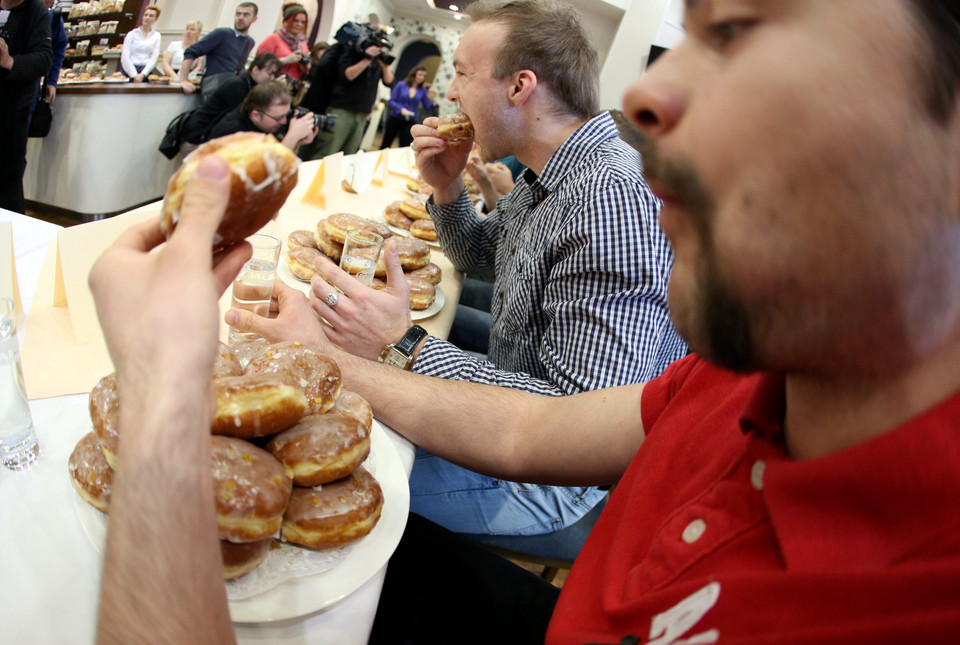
[381,347,410,369]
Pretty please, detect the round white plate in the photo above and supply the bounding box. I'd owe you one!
[73,420,410,623]
[279,260,445,321]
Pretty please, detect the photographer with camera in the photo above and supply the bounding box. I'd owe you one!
[299,16,394,161]
[255,3,309,83]
[207,79,317,154]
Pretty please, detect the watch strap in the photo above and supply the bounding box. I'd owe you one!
[394,324,428,357]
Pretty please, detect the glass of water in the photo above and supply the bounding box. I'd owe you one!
[228,234,281,343]
[0,297,40,470]
[340,229,384,286]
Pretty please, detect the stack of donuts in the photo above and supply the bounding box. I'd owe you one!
[285,212,441,311]
[69,341,384,581]
[384,197,438,244]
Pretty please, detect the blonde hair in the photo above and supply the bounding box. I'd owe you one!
[144,4,162,17]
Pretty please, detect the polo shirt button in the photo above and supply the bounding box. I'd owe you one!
[682,519,706,544]
[751,460,766,490]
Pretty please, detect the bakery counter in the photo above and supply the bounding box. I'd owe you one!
[23,84,199,218]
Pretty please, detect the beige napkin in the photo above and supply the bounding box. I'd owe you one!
[0,221,23,313]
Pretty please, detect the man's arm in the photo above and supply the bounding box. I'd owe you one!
[343,47,378,81]
[179,56,197,92]
[90,156,249,645]
[281,111,318,152]
[379,58,394,86]
[0,4,52,80]
[45,11,67,98]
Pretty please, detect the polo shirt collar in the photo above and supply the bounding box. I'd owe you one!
[740,373,960,571]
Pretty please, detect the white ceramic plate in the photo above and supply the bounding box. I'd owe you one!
[72,420,410,623]
[278,260,445,321]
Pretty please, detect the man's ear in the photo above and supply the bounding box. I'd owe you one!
[509,70,538,106]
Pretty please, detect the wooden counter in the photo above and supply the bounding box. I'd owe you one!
[24,83,199,218]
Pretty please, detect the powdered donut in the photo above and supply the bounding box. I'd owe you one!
[214,341,243,378]
[267,413,370,486]
[212,373,307,438]
[161,132,299,249]
[69,431,114,513]
[437,112,474,142]
[281,466,383,549]
[211,436,293,542]
[245,342,343,415]
[313,219,344,262]
[409,219,437,242]
[221,538,273,580]
[383,201,413,230]
[89,373,120,468]
[329,390,373,432]
[286,247,323,281]
[324,213,392,245]
[405,262,442,285]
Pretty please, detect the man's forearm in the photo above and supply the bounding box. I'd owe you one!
[344,58,371,81]
[179,58,196,83]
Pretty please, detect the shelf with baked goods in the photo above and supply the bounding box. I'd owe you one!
[68,32,119,39]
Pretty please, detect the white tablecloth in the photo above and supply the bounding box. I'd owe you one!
[0,209,415,644]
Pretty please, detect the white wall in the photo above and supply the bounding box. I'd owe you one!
[597,0,673,111]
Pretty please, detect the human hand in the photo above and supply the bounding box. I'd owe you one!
[284,111,318,150]
[45,84,57,104]
[364,45,382,59]
[465,155,490,184]
[308,240,412,360]
[486,162,515,195]
[88,156,252,403]
[225,279,334,350]
[0,38,11,70]
[281,52,301,65]
[401,108,414,120]
[134,73,145,83]
[180,80,197,94]
[410,116,472,204]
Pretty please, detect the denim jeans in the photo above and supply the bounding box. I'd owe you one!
[409,448,607,535]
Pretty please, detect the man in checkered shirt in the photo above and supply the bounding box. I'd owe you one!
[234,0,687,539]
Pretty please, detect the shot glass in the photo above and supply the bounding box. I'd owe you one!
[0,297,40,470]
[340,229,384,287]
[228,234,281,343]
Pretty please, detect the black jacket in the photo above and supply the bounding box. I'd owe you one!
[0,0,53,112]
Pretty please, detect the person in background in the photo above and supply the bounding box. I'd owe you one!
[379,65,434,150]
[417,86,438,123]
[179,2,257,97]
[26,0,65,131]
[308,40,327,65]
[119,4,161,82]
[207,78,316,154]
[0,0,52,214]
[180,52,279,152]
[161,20,202,80]
[255,2,308,83]
[465,156,516,211]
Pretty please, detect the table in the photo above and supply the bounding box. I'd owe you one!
[0,160,460,643]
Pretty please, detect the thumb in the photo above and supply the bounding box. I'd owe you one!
[224,306,272,337]
[174,155,231,251]
[382,240,409,296]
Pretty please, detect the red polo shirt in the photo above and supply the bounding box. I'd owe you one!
[547,354,960,644]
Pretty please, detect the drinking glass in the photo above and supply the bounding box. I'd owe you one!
[0,297,40,470]
[339,229,384,287]
[228,234,281,343]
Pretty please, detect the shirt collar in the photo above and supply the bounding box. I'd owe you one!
[232,28,245,38]
[526,111,621,195]
[741,374,960,571]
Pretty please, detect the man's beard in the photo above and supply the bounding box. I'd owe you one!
[638,134,756,371]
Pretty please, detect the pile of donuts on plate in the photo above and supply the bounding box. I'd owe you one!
[68,340,383,581]
[285,212,442,311]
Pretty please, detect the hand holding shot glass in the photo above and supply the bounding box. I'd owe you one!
[339,229,384,287]
[228,234,281,343]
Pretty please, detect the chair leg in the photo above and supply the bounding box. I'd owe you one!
[540,566,559,584]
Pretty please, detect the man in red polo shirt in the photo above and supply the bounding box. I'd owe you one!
[89,0,960,642]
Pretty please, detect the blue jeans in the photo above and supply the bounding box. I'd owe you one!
[409,448,607,535]
[447,278,493,356]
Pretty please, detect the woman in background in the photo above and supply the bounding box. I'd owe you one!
[380,66,433,149]
[161,20,202,79]
[256,3,309,82]
[120,4,161,82]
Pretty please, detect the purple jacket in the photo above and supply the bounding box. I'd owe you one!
[388,81,434,120]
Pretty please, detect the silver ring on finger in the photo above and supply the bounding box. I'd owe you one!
[325,290,340,307]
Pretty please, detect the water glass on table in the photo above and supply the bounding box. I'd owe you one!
[0,297,40,470]
[340,229,384,287]
[228,234,282,343]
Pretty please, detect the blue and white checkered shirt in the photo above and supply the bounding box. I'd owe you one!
[414,112,687,395]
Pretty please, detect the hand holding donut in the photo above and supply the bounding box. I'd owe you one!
[308,239,413,361]
[410,116,473,205]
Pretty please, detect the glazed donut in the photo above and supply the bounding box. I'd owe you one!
[324,213,392,245]
[245,342,343,415]
[329,390,373,432]
[221,537,273,580]
[313,219,344,262]
[286,246,323,281]
[281,466,383,550]
[287,229,319,252]
[407,276,437,310]
[405,262,442,285]
[409,219,437,242]
[69,431,114,513]
[398,197,430,221]
[341,245,387,279]
[89,373,119,468]
[383,201,412,230]
[437,112,475,142]
[266,413,370,486]
[212,373,308,438]
[161,132,299,249]
[214,341,243,378]
[405,178,433,197]
[211,435,293,542]
[229,338,268,369]
[394,236,431,270]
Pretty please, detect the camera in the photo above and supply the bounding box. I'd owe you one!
[334,21,396,65]
[293,106,336,133]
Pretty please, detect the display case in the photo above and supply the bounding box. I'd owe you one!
[62,1,143,67]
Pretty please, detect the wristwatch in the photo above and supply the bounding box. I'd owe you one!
[378,325,428,370]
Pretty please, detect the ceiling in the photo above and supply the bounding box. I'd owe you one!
[383,0,478,26]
